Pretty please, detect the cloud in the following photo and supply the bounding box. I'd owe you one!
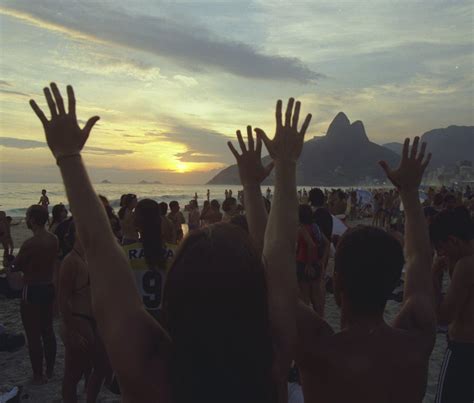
[0,80,12,87]
[0,88,30,97]
[0,137,134,155]
[0,0,320,83]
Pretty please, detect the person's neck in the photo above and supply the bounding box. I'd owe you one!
[31,225,46,236]
[341,304,385,332]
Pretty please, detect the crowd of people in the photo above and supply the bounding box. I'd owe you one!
[0,84,473,403]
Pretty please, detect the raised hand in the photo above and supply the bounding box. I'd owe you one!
[379,137,431,191]
[30,83,100,161]
[228,125,274,186]
[255,98,312,164]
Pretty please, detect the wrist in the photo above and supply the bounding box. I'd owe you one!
[56,153,82,166]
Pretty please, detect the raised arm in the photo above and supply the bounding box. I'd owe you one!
[379,138,436,337]
[29,83,170,399]
[256,99,311,395]
[227,125,273,252]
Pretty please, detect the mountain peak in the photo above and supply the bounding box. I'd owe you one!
[326,112,350,138]
[326,113,369,142]
[350,120,370,142]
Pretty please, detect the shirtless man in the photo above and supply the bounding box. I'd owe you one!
[294,138,436,402]
[187,199,200,231]
[167,201,185,242]
[38,189,50,211]
[0,211,14,261]
[430,207,474,403]
[8,205,58,384]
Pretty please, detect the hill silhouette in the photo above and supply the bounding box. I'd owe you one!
[208,112,400,185]
[384,126,473,168]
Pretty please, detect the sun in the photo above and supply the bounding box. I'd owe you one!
[175,161,189,173]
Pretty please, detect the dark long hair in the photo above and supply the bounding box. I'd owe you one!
[118,194,137,220]
[163,223,275,403]
[134,199,165,269]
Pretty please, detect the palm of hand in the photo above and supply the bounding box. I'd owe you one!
[30,83,99,160]
[379,137,431,190]
[255,98,311,164]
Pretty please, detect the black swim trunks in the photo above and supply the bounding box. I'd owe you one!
[435,338,474,403]
[22,283,55,304]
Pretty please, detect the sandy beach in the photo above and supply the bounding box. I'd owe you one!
[1,220,446,402]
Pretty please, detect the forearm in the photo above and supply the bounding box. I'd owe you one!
[243,184,267,252]
[401,189,433,298]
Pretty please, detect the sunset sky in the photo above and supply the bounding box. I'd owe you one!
[0,0,472,184]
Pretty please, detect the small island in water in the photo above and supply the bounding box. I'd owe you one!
[100,179,112,184]
[138,180,162,184]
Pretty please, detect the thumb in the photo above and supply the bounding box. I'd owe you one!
[255,128,271,153]
[83,116,100,137]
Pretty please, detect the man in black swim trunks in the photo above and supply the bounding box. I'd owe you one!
[8,205,58,384]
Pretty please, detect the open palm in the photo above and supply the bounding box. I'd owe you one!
[30,83,99,160]
[379,137,431,191]
[228,125,274,186]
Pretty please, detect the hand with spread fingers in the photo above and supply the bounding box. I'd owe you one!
[255,98,312,164]
[379,137,432,192]
[228,125,274,187]
[29,83,100,161]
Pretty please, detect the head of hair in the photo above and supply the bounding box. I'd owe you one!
[210,199,220,210]
[299,204,313,225]
[27,205,49,227]
[42,189,46,194]
[430,206,474,245]
[158,202,168,216]
[118,194,137,219]
[169,201,179,211]
[134,199,165,268]
[50,204,67,226]
[222,197,237,213]
[203,200,210,210]
[309,188,325,207]
[163,223,274,403]
[334,226,404,315]
[230,214,249,233]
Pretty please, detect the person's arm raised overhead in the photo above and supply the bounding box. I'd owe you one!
[29,83,171,401]
[379,138,436,345]
[256,99,311,398]
[227,125,274,252]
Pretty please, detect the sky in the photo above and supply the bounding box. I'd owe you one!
[0,0,472,184]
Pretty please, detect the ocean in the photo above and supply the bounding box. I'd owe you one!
[0,182,288,217]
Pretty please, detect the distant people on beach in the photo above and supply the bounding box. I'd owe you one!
[38,189,50,212]
[167,200,185,243]
[0,212,14,261]
[7,205,58,384]
[118,194,138,245]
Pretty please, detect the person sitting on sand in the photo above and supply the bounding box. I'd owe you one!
[7,205,58,384]
[58,223,109,402]
[292,138,436,402]
[167,200,185,243]
[118,194,138,245]
[30,85,310,402]
[430,207,474,403]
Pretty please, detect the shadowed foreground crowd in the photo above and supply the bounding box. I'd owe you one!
[1,84,473,403]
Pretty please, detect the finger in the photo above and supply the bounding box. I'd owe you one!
[275,100,282,129]
[263,161,274,178]
[285,98,295,127]
[83,116,100,137]
[299,113,312,137]
[421,153,432,170]
[378,160,391,177]
[417,142,427,162]
[236,130,247,153]
[255,130,262,156]
[410,136,419,159]
[29,100,49,129]
[292,101,301,130]
[227,141,240,160]
[255,128,272,155]
[67,85,76,118]
[50,82,65,115]
[43,87,58,118]
[247,125,254,152]
[402,138,410,160]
